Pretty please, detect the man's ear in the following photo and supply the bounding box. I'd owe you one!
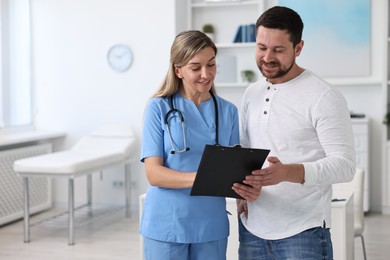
[295,40,304,56]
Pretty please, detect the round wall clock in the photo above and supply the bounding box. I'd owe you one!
[107,44,133,72]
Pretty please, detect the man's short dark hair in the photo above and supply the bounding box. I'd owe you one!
[256,6,304,47]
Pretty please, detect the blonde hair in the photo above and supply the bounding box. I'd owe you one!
[153,30,217,97]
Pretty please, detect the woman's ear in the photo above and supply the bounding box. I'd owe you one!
[175,66,182,78]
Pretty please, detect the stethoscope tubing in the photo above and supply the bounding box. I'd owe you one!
[165,90,219,154]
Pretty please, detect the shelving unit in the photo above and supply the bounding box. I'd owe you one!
[387,0,390,140]
[187,0,265,87]
[383,0,390,213]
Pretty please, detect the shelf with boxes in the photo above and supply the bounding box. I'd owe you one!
[188,0,264,87]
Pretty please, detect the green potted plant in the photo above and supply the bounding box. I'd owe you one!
[383,103,390,125]
[202,24,215,41]
[241,70,256,83]
[384,112,390,126]
[384,104,390,140]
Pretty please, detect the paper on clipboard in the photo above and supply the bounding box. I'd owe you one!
[190,144,270,199]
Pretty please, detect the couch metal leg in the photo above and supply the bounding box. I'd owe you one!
[125,163,131,218]
[68,178,75,245]
[87,174,92,205]
[361,235,367,260]
[23,177,30,243]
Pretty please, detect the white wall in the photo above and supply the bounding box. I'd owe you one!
[31,0,176,210]
[31,0,386,212]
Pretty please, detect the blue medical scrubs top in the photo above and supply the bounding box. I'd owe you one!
[140,92,239,243]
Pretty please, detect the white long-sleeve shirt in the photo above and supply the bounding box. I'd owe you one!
[240,70,355,239]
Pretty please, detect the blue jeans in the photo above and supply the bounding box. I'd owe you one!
[238,219,333,260]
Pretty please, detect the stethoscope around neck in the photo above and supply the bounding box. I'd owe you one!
[164,90,219,154]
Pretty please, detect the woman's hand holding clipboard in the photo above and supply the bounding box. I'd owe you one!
[190,144,270,200]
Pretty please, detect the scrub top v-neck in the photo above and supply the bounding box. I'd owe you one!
[140,92,239,243]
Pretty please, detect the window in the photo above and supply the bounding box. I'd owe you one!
[0,0,32,130]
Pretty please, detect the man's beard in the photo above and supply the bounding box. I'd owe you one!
[258,59,294,80]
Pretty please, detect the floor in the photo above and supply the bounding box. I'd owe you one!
[0,207,390,260]
[0,206,141,260]
[354,212,390,260]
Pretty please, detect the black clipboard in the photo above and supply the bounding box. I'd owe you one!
[190,144,270,199]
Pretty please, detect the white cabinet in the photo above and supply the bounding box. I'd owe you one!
[226,198,238,260]
[330,192,355,260]
[351,118,370,212]
[187,0,264,87]
[386,143,390,214]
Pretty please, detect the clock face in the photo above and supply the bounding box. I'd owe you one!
[107,44,133,72]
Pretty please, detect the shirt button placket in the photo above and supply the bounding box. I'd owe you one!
[263,85,272,119]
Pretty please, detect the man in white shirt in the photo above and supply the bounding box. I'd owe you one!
[232,6,356,259]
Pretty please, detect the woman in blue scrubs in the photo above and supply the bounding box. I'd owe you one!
[140,30,259,260]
